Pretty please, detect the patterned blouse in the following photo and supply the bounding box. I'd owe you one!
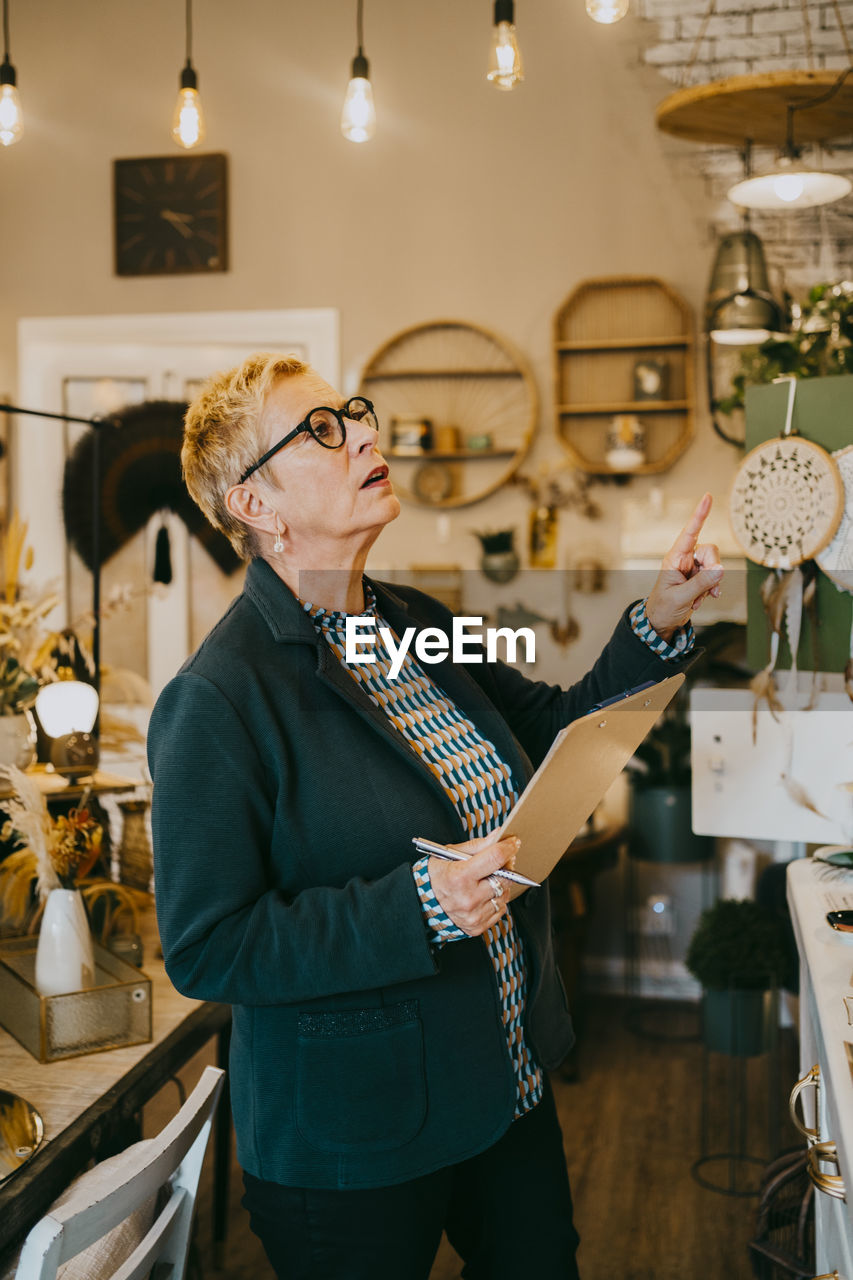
[303,589,692,1120]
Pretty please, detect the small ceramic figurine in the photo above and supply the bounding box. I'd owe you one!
[605,414,646,472]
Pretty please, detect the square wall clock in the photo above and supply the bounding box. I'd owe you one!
[113,152,228,277]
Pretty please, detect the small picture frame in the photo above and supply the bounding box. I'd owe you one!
[633,358,668,402]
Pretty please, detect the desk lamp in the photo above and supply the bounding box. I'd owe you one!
[35,680,99,781]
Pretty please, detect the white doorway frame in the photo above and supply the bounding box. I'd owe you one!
[15,308,339,691]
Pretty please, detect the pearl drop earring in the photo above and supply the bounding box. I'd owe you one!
[273,523,284,553]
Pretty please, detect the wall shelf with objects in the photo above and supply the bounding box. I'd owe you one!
[553,277,695,476]
[358,319,537,508]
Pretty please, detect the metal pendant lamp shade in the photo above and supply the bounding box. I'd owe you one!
[728,157,852,211]
[705,230,786,346]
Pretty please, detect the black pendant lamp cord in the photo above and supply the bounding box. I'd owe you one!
[2,0,11,69]
[180,0,197,89]
[785,64,853,155]
[352,0,368,78]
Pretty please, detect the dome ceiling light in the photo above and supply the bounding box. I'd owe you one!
[727,157,851,212]
[726,68,853,211]
[656,1,853,211]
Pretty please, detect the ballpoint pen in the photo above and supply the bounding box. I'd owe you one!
[411,837,540,888]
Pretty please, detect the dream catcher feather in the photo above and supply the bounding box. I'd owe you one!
[729,377,844,732]
[814,443,853,702]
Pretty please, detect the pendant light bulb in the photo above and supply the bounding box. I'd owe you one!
[585,0,629,24]
[0,0,22,147]
[172,0,205,150]
[341,53,375,142]
[342,0,375,143]
[172,65,206,149]
[487,0,523,90]
[0,63,22,147]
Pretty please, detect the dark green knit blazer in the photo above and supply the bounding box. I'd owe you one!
[148,558,685,1189]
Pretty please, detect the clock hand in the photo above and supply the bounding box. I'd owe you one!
[160,209,195,240]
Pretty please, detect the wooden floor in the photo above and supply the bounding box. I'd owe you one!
[150,997,802,1280]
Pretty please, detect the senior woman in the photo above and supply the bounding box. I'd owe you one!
[148,351,723,1280]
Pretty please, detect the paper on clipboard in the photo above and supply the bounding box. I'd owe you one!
[496,672,685,883]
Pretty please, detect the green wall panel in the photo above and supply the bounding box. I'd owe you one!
[744,376,853,674]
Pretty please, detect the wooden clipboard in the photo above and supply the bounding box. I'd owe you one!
[497,672,685,883]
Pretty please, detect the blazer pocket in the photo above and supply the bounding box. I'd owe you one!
[295,999,426,1153]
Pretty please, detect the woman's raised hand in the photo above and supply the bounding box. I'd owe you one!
[644,492,724,641]
[428,832,524,937]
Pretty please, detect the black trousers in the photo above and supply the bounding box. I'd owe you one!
[241,1077,581,1280]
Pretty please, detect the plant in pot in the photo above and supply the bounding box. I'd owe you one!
[686,897,794,1056]
[717,279,853,418]
[625,620,748,865]
[472,528,520,584]
[0,766,150,987]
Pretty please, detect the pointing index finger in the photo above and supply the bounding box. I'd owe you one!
[670,492,713,557]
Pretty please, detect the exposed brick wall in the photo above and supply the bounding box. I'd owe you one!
[636,0,853,292]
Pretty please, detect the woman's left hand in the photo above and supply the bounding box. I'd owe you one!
[644,492,724,642]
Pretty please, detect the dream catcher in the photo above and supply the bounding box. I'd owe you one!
[728,377,845,731]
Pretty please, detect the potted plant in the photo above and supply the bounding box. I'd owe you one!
[718,279,853,417]
[626,620,747,864]
[471,528,520,584]
[0,765,149,980]
[686,898,793,1056]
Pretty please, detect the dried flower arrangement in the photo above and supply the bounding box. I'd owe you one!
[0,513,60,716]
[511,461,601,519]
[0,509,153,758]
[0,766,147,941]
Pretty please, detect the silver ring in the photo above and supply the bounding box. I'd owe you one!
[488,875,504,896]
[491,895,502,913]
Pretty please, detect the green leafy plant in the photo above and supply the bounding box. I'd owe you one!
[686,898,793,991]
[472,528,516,555]
[719,280,853,415]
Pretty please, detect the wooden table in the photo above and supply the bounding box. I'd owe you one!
[0,910,232,1262]
[0,767,141,801]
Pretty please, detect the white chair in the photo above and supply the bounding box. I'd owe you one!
[14,1065,225,1280]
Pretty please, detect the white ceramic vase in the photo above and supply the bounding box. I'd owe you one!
[0,710,37,769]
[35,888,96,996]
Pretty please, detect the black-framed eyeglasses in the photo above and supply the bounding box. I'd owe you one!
[239,397,379,483]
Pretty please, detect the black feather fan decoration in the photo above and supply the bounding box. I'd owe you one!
[62,400,240,576]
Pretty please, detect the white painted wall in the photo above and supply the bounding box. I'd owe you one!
[0,0,743,685]
[3,0,843,975]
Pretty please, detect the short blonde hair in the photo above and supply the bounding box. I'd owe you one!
[182,352,310,560]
